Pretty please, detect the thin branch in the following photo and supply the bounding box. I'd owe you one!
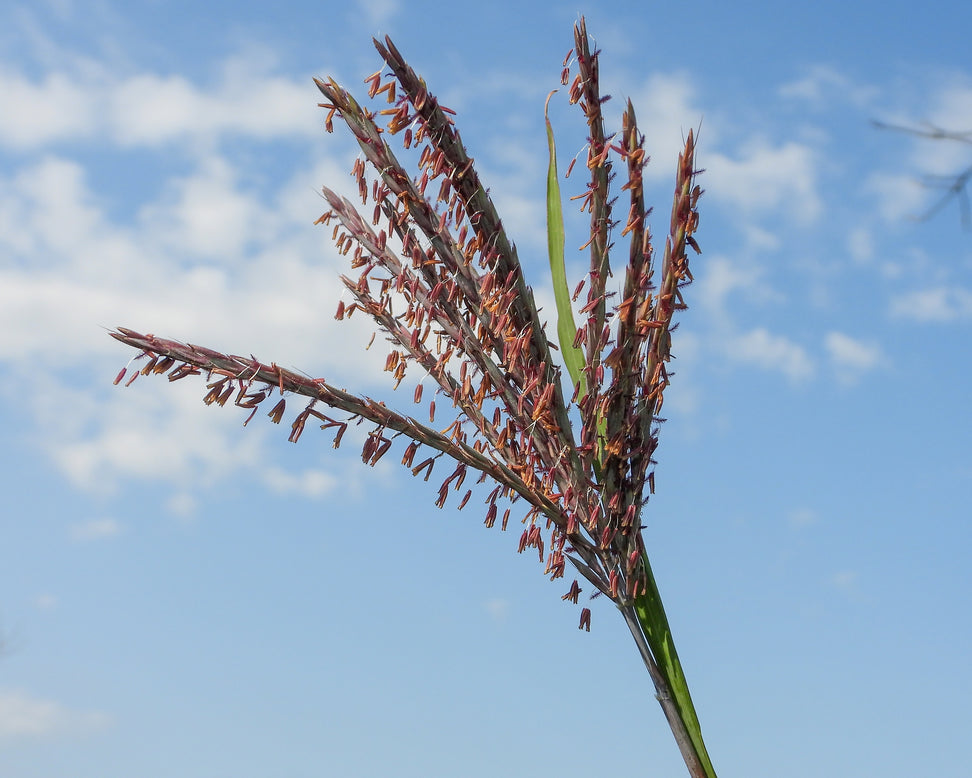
[873,119,972,229]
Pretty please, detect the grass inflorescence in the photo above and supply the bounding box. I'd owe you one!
[111,18,715,777]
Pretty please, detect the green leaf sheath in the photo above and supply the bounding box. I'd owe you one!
[545,92,586,400]
[634,553,717,777]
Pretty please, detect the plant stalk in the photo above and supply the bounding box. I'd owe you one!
[619,603,714,778]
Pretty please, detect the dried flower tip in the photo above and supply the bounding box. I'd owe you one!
[401,440,420,467]
[331,421,348,448]
[579,608,592,631]
[139,355,158,375]
[562,580,582,604]
[484,503,497,528]
[412,456,436,481]
[289,406,313,443]
[267,398,287,424]
[154,356,176,374]
[517,530,529,554]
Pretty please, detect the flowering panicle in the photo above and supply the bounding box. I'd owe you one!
[111,18,715,777]
[112,19,701,615]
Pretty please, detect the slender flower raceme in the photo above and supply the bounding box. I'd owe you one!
[111,18,715,777]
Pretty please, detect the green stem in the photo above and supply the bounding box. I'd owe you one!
[623,555,717,777]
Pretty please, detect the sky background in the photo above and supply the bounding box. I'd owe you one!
[1,1,970,776]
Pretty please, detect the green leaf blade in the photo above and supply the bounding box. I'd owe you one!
[545,92,586,400]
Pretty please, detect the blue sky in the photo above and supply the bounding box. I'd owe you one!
[1,1,970,776]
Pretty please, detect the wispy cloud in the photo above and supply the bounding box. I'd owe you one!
[33,594,57,610]
[0,51,319,151]
[727,328,815,382]
[0,690,111,738]
[70,518,123,541]
[868,77,972,224]
[262,466,337,498]
[706,140,822,225]
[829,570,859,593]
[0,68,99,148]
[913,79,972,176]
[484,598,510,622]
[357,0,401,27]
[778,64,876,109]
[0,141,392,499]
[863,171,929,224]
[786,507,818,528]
[846,227,874,264]
[824,331,885,383]
[889,286,972,322]
[628,71,706,181]
[48,378,267,496]
[695,257,813,382]
[696,255,783,316]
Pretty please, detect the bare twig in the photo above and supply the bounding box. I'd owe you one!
[873,119,972,228]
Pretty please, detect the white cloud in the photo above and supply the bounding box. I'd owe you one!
[0,151,385,364]
[787,507,818,528]
[829,570,858,591]
[870,79,972,222]
[847,227,874,264]
[489,189,547,255]
[928,80,972,130]
[728,328,814,382]
[864,172,929,224]
[0,68,99,148]
[0,142,405,499]
[33,594,58,610]
[696,255,781,315]
[0,690,110,738]
[779,65,842,103]
[913,80,972,176]
[0,155,103,263]
[140,156,272,259]
[692,257,814,384]
[108,68,318,148]
[0,52,319,151]
[824,331,884,383]
[778,65,875,109]
[705,140,821,224]
[741,225,783,253]
[358,0,400,26]
[70,518,123,540]
[166,492,198,519]
[46,372,354,504]
[47,378,267,495]
[628,72,705,182]
[696,256,749,315]
[889,286,972,322]
[663,330,702,416]
[484,598,510,622]
[263,466,337,498]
